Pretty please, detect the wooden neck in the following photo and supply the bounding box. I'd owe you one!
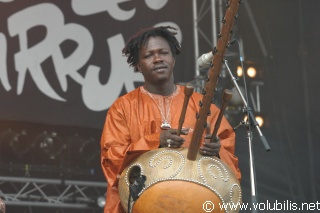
[187,0,240,160]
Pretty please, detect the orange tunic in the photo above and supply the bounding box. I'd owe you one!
[100,85,241,213]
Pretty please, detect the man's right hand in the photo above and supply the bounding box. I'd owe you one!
[159,128,189,148]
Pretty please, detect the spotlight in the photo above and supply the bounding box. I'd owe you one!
[244,113,268,127]
[11,130,31,156]
[0,129,31,161]
[67,134,100,167]
[246,66,257,78]
[236,66,243,77]
[236,61,261,79]
[34,131,64,160]
[96,195,106,208]
[79,137,99,165]
[255,115,264,127]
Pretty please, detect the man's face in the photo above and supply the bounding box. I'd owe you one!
[137,36,175,85]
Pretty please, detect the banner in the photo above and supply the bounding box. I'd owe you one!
[0,0,195,129]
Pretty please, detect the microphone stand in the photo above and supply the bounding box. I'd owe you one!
[224,59,270,213]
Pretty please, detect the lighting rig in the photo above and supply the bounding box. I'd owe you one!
[0,121,106,211]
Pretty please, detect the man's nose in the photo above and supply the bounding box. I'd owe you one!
[153,54,163,62]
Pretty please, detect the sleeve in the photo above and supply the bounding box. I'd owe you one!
[100,100,160,212]
[216,116,242,182]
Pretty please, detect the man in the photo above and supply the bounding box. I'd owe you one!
[100,26,241,213]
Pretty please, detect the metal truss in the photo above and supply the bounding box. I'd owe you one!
[0,176,106,209]
[193,0,220,77]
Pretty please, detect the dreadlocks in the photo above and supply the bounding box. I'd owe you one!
[122,26,181,71]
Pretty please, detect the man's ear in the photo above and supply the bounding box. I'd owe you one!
[136,64,141,72]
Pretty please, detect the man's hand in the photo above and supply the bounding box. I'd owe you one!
[159,128,189,148]
[199,135,221,156]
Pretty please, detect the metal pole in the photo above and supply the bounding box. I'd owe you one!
[192,0,200,77]
[211,0,217,47]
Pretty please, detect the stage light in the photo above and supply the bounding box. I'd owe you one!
[34,131,64,160]
[9,129,30,156]
[96,196,106,208]
[236,60,261,79]
[255,115,264,127]
[236,66,243,77]
[237,66,257,78]
[244,114,267,127]
[247,66,257,78]
[79,137,99,165]
[0,129,31,160]
[67,134,100,167]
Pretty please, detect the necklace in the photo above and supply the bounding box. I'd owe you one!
[150,94,173,129]
[142,86,180,130]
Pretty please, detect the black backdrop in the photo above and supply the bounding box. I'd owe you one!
[0,0,319,212]
[0,0,195,129]
[235,0,320,211]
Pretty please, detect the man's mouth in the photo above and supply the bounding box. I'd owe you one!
[153,66,167,72]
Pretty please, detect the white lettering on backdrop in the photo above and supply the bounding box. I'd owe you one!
[8,3,93,101]
[71,0,136,20]
[0,33,11,91]
[2,1,181,111]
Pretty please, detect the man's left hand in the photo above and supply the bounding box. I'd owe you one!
[199,135,221,156]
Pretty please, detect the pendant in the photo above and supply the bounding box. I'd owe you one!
[161,121,171,130]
